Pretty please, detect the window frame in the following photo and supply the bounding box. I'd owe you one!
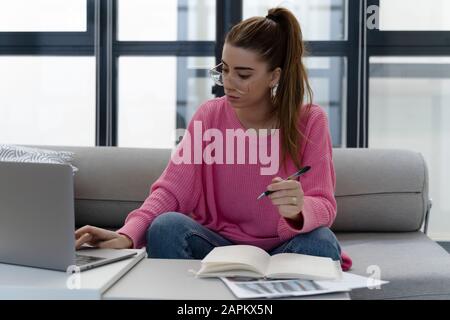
[363,0,450,147]
[0,0,95,54]
[304,0,361,148]
[109,0,219,147]
[6,0,448,149]
[0,0,97,146]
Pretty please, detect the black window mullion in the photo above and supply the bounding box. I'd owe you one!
[369,32,450,47]
[307,41,351,56]
[95,0,108,146]
[114,41,215,56]
[0,46,93,55]
[345,0,363,148]
[215,0,242,63]
[86,0,96,38]
[95,0,116,147]
[214,0,242,97]
[111,0,118,147]
[368,46,450,56]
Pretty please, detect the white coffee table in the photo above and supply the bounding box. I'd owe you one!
[103,259,350,300]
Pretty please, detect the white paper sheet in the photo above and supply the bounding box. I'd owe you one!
[221,272,388,299]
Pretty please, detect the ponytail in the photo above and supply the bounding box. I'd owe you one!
[226,7,313,171]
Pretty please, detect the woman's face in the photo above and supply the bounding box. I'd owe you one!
[221,43,280,109]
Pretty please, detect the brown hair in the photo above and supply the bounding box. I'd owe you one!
[225,7,313,171]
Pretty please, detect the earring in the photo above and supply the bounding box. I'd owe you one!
[270,84,278,100]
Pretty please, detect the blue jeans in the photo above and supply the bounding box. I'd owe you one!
[146,212,342,261]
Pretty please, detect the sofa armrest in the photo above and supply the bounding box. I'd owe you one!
[423,198,433,235]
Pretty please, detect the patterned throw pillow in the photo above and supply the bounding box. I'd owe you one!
[0,145,78,174]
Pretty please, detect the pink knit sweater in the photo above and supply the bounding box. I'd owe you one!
[117,96,352,271]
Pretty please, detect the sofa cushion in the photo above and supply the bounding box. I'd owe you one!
[30,145,172,228]
[337,232,450,299]
[31,146,429,232]
[331,149,429,232]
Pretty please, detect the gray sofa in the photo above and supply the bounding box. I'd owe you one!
[41,146,450,299]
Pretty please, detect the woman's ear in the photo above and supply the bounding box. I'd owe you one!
[270,67,282,88]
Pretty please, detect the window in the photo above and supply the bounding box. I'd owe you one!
[0,0,87,32]
[369,56,450,239]
[117,0,216,41]
[115,0,216,148]
[379,0,450,31]
[242,0,351,147]
[243,0,347,40]
[305,57,347,147]
[0,56,96,146]
[118,56,215,149]
[1,1,352,148]
[0,0,94,146]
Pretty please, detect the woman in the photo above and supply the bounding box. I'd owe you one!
[75,7,352,271]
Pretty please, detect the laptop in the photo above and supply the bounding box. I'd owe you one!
[0,161,138,272]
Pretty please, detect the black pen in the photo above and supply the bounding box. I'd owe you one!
[257,166,311,200]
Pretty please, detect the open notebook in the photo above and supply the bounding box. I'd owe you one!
[195,245,342,281]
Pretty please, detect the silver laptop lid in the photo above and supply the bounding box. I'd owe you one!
[0,161,75,271]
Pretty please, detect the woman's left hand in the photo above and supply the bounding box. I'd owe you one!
[267,177,304,221]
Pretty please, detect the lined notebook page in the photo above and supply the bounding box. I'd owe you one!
[202,245,270,275]
[267,253,342,280]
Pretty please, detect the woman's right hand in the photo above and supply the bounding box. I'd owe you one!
[75,225,133,250]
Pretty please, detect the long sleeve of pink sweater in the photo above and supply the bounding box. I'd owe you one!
[117,96,352,271]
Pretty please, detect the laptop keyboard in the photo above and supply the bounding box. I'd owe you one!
[75,254,105,266]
